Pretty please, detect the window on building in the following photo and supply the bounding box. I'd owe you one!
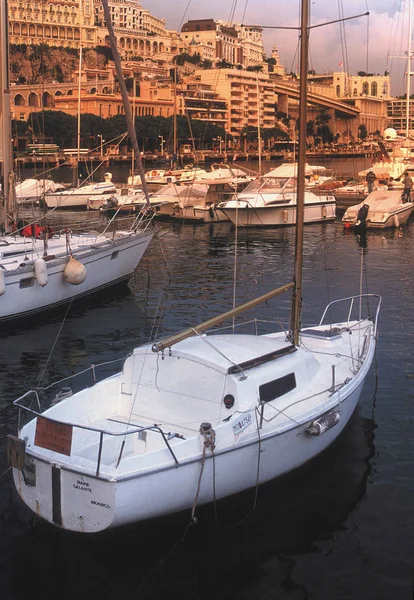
[371,81,378,96]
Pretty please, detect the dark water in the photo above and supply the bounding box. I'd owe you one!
[0,209,413,597]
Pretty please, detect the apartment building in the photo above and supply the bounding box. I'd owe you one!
[194,68,275,139]
[9,0,97,48]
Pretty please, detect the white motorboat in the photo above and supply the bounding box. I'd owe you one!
[8,0,381,533]
[342,189,413,229]
[15,178,65,204]
[87,187,147,211]
[44,173,117,209]
[218,163,336,227]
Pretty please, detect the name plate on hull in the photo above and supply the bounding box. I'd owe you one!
[34,417,73,456]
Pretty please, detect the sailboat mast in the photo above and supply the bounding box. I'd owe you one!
[77,2,83,187]
[256,74,262,175]
[101,0,151,204]
[290,0,309,345]
[406,0,412,138]
[0,0,13,233]
[173,66,177,164]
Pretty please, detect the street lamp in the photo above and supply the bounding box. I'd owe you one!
[98,134,105,158]
[159,135,164,155]
[217,135,222,154]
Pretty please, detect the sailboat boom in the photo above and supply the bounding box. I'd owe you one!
[152,282,294,352]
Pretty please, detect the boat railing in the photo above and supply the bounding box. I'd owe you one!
[13,389,180,476]
[319,294,381,335]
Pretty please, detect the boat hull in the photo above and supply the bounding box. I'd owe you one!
[11,370,367,533]
[44,191,115,209]
[220,201,335,227]
[0,230,153,322]
[173,205,229,223]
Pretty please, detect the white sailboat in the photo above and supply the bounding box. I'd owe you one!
[8,0,381,533]
[0,0,155,323]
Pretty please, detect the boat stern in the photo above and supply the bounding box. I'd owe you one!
[10,443,116,533]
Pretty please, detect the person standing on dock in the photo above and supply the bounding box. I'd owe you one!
[366,170,376,193]
[402,173,413,201]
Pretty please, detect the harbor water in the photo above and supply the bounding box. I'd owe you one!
[0,160,413,599]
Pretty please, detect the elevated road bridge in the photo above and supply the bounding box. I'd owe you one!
[273,81,360,118]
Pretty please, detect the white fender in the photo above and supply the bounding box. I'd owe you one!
[63,256,87,285]
[394,213,400,228]
[0,269,5,296]
[34,258,48,287]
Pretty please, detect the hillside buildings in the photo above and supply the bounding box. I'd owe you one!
[8,0,401,143]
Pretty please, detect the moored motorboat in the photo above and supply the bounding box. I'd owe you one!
[342,189,413,229]
[16,178,65,204]
[44,173,117,209]
[218,164,336,227]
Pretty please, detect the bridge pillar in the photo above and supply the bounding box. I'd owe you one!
[277,94,289,115]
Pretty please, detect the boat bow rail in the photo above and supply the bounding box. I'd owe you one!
[318,294,381,335]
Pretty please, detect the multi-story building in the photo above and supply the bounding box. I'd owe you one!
[233,23,264,67]
[9,0,97,48]
[181,19,242,65]
[386,98,414,134]
[177,81,227,128]
[9,0,181,62]
[193,68,275,141]
[308,71,392,137]
[93,0,176,59]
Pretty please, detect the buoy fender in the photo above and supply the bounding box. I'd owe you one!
[0,269,5,296]
[34,258,48,287]
[63,256,87,285]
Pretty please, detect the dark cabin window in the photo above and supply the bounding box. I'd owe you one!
[259,373,296,403]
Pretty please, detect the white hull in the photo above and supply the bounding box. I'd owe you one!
[0,230,154,321]
[12,382,362,531]
[342,190,414,229]
[173,204,229,223]
[11,297,379,532]
[44,191,115,209]
[220,201,335,227]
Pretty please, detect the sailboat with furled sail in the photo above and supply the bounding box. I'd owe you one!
[8,0,381,532]
[0,0,154,322]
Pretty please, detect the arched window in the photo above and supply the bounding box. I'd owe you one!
[42,92,53,107]
[14,94,25,106]
[382,82,388,96]
[353,88,357,95]
[362,82,369,95]
[336,85,340,96]
[28,92,38,107]
[371,81,378,96]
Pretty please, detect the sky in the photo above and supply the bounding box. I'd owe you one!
[143,0,412,96]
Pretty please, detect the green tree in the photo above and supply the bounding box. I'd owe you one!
[28,110,77,147]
